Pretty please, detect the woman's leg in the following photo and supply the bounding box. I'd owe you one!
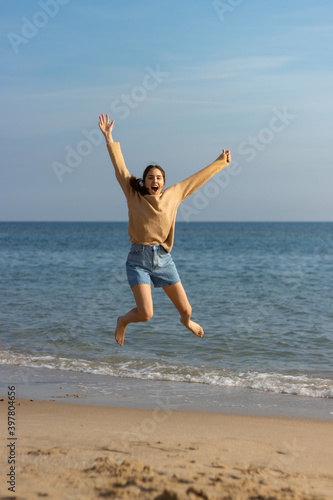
[163,282,204,338]
[115,284,153,346]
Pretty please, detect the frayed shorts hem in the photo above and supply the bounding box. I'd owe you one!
[127,278,181,289]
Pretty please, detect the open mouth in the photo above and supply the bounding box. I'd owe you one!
[151,186,159,193]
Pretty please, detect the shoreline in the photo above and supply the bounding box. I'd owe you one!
[1,398,333,499]
[1,364,333,422]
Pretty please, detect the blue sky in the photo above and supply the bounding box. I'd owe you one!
[1,0,332,221]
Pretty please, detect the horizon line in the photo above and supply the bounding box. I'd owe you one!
[1,220,332,224]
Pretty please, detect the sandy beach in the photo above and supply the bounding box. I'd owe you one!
[1,399,333,500]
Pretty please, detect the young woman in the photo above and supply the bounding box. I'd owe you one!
[98,114,231,346]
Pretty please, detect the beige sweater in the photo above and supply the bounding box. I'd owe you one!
[106,141,229,253]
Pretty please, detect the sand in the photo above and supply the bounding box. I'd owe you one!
[1,399,333,500]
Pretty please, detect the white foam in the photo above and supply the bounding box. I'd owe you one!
[1,350,332,399]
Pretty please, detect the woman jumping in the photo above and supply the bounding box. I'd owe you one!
[98,114,231,346]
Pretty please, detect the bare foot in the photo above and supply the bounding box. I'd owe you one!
[180,317,204,338]
[115,316,127,346]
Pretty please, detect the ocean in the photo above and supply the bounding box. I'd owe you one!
[0,222,332,418]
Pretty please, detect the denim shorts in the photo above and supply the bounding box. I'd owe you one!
[126,244,181,288]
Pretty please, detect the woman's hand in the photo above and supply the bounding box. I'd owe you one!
[99,114,115,142]
[222,149,231,164]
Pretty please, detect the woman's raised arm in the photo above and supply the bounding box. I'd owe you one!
[168,149,231,202]
[98,114,132,198]
[99,114,115,143]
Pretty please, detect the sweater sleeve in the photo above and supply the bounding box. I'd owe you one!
[106,141,132,198]
[170,151,229,202]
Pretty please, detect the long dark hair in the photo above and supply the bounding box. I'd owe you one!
[130,164,166,195]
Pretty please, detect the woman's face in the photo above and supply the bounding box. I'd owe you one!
[144,167,165,196]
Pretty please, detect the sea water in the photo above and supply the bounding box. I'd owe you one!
[0,222,332,414]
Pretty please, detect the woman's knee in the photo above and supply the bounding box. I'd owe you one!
[138,307,153,322]
[131,284,153,322]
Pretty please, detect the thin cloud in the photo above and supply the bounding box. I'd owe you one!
[70,4,149,22]
[169,56,296,83]
[146,97,272,114]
